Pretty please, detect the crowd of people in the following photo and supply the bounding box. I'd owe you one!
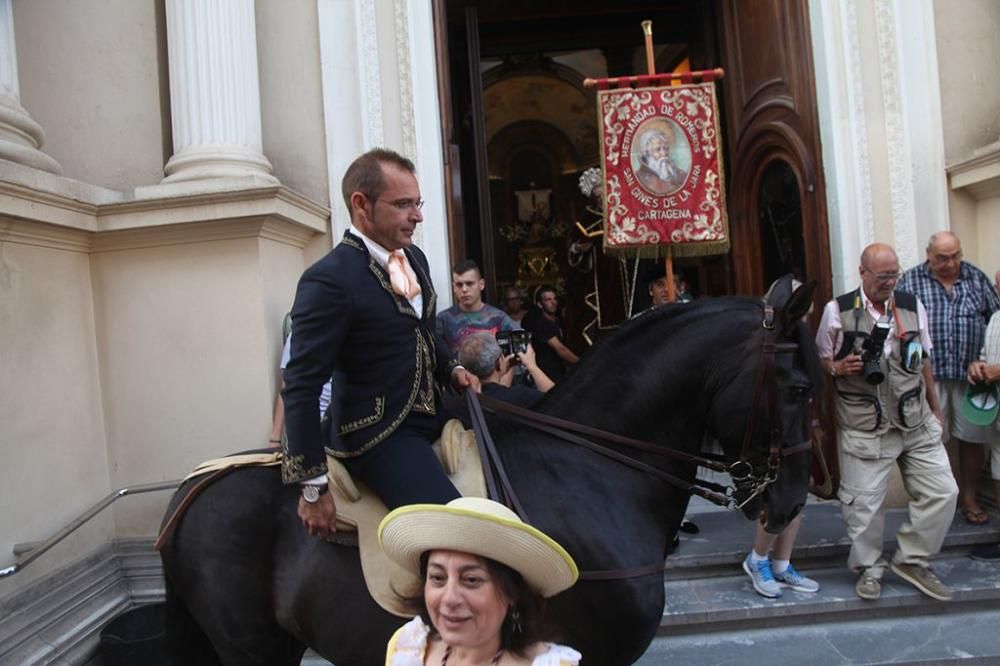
[806,233,1000,603]
[268,149,1000,660]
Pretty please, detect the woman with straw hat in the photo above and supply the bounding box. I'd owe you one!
[379,497,582,665]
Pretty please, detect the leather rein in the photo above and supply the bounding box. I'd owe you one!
[463,303,811,582]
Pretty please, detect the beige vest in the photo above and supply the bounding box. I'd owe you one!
[833,290,927,434]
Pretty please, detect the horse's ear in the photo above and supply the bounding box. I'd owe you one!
[782,279,818,330]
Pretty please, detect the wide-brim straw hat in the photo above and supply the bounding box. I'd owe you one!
[378,497,579,598]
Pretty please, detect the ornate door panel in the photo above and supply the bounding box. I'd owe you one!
[717,0,831,308]
[718,0,837,493]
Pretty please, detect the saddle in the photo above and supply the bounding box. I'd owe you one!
[166,419,487,618]
[325,419,486,616]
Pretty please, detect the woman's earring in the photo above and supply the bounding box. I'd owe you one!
[510,607,522,634]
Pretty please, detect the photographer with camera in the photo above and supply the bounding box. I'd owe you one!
[817,243,956,602]
[457,332,554,412]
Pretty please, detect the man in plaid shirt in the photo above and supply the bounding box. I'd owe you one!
[898,231,1000,525]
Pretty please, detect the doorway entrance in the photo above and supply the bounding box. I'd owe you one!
[434,0,831,347]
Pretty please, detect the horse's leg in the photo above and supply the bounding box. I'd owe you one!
[273,523,404,665]
[164,573,223,666]
[161,468,305,666]
[549,578,665,666]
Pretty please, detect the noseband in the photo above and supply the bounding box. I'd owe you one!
[728,304,812,510]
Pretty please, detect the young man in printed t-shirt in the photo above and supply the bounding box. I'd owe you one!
[436,259,519,358]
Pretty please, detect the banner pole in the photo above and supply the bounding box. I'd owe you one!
[642,20,677,303]
[641,20,656,77]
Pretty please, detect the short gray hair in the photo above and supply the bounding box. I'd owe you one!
[458,332,501,379]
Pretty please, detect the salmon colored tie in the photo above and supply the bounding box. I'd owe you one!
[387,250,421,300]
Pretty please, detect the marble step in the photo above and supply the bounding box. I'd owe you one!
[659,554,1000,636]
[638,607,1000,665]
[666,501,1000,579]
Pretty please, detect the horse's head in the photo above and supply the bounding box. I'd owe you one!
[706,277,822,533]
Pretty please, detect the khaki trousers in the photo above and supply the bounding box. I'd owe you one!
[837,419,958,577]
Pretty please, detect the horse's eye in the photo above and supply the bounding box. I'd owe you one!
[788,386,810,401]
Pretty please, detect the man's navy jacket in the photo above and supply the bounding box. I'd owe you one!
[282,232,456,484]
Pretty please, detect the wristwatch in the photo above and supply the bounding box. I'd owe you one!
[301,484,329,504]
[828,362,838,377]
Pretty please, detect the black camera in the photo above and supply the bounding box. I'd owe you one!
[496,330,531,357]
[860,318,891,385]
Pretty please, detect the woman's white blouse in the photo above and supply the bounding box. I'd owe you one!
[387,617,581,666]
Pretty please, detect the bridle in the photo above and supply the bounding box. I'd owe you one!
[728,304,812,510]
[463,302,812,581]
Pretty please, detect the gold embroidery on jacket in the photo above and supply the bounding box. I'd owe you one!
[344,231,418,319]
[327,336,432,458]
[413,333,436,414]
[407,249,436,317]
[341,233,363,251]
[338,396,386,435]
[281,452,327,484]
[366,257,419,319]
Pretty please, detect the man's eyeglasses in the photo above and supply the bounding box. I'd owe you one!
[863,268,900,283]
[377,197,424,212]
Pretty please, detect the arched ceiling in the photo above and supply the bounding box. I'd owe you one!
[483,73,599,168]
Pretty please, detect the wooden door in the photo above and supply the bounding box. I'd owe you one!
[717,0,831,307]
[717,0,837,493]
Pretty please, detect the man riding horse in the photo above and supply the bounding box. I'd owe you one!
[282,148,477,539]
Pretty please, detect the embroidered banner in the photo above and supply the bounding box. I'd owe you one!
[598,82,729,257]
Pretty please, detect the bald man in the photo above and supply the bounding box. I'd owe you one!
[898,232,1000,526]
[817,243,957,602]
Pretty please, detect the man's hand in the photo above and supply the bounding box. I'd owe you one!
[515,344,538,371]
[833,353,863,377]
[451,366,481,393]
[298,491,337,539]
[965,361,996,384]
[932,407,945,426]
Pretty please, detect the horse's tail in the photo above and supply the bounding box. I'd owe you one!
[164,573,222,666]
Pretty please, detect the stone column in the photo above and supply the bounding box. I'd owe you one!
[161,0,277,185]
[0,0,61,174]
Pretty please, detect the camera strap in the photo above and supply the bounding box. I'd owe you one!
[890,297,908,339]
[852,290,865,338]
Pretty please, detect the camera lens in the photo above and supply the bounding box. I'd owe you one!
[863,361,885,385]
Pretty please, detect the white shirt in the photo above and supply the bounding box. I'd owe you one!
[281,333,331,416]
[815,288,932,361]
[981,311,1000,365]
[349,226,423,315]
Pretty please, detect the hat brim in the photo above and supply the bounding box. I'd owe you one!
[378,503,578,598]
[962,383,1000,427]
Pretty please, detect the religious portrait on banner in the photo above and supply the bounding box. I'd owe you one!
[598,81,728,257]
[631,119,691,196]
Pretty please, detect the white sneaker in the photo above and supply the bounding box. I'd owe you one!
[742,554,782,598]
[773,564,820,593]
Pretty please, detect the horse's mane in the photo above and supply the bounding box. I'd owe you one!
[543,295,823,410]
[556,297,764,388]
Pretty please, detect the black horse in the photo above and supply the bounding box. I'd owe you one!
[160,284,822,665]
